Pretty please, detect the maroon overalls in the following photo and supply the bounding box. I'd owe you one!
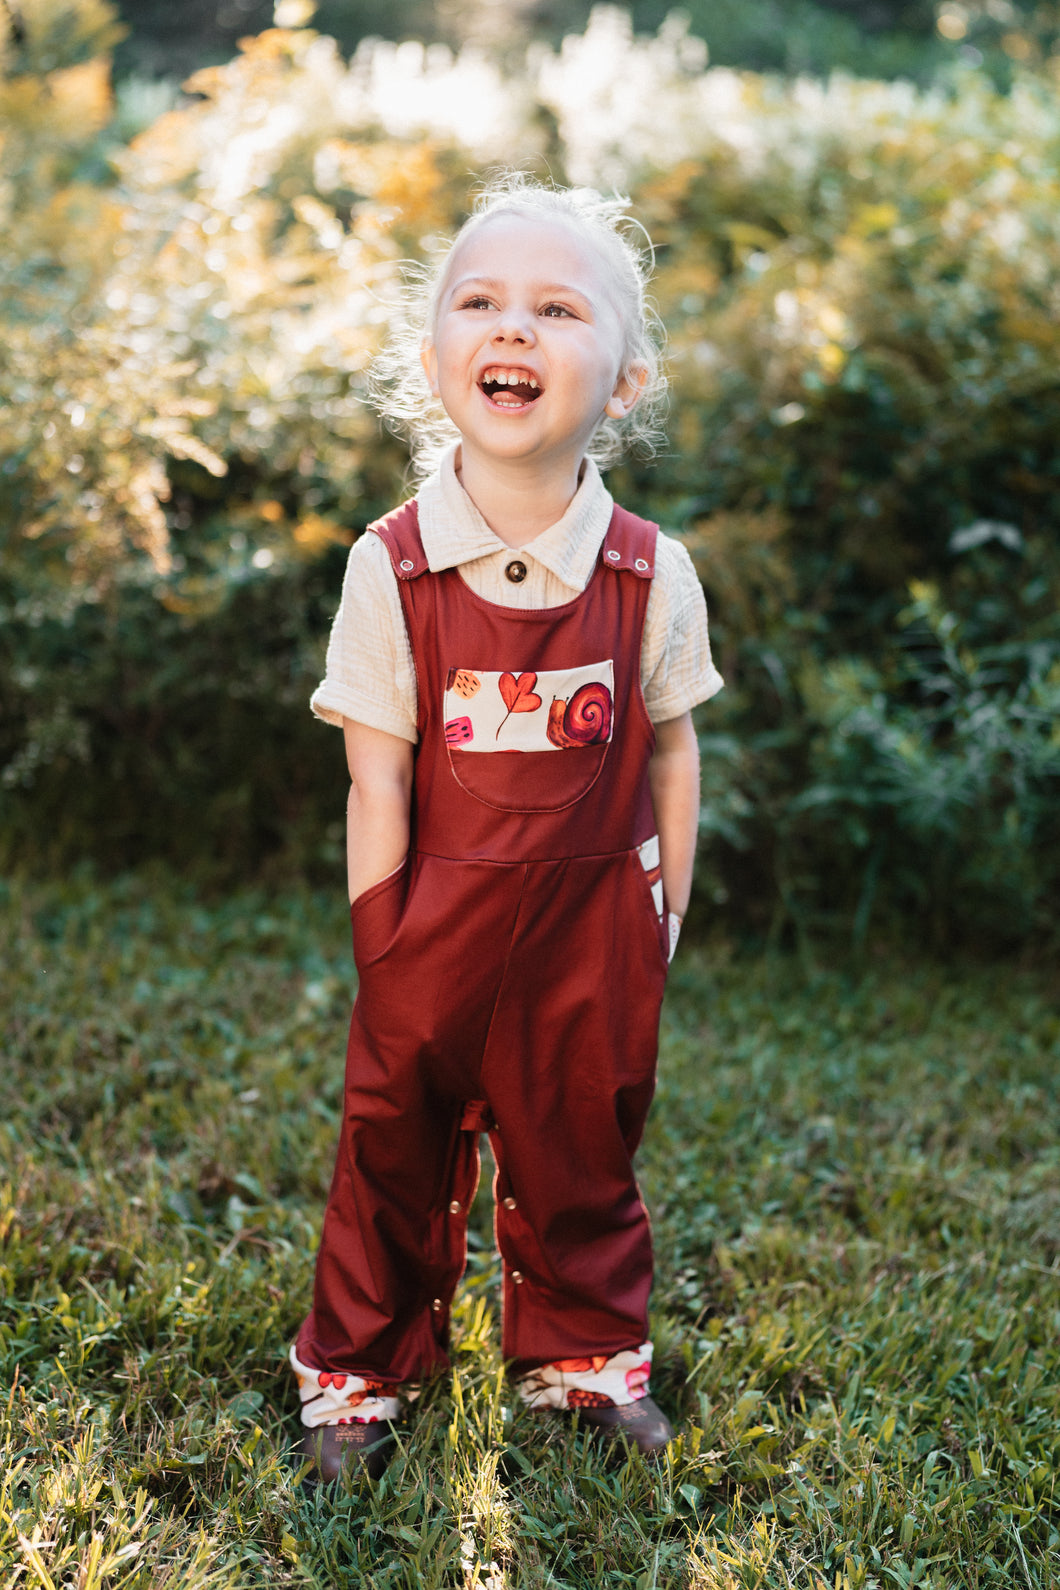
[295,498,670,1389]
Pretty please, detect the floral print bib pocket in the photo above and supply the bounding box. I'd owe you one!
[443,661,615,813]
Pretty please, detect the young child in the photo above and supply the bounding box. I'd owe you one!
[290,174,723,1481]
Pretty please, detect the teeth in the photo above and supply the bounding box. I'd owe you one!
[483,367,539,389]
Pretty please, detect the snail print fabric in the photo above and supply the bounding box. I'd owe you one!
[444,662,614,752]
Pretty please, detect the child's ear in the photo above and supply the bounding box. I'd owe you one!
[420,338,439,395]
[605,362,648,420]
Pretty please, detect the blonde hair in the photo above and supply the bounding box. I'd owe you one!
[369,173,667,479]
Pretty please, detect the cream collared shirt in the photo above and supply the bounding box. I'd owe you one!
[311,448,723,740]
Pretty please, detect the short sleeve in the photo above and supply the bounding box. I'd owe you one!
[310,532,419,743]
[641,534,724,723]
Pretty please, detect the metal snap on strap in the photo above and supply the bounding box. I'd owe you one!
[635,557,649,571]
[606,548,621,561]
[399,558,415,572]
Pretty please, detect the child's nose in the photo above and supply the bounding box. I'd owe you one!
[492,306,536,344]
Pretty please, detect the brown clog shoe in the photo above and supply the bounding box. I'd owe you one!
[571,1395,673,1455]
[299,1421,396,1484]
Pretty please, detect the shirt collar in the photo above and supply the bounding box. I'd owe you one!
[416,445,614,594]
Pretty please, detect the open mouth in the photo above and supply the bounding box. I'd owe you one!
[479,365,543,409]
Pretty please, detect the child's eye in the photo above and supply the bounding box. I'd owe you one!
[541,303,575,318]
[458,295,492,311]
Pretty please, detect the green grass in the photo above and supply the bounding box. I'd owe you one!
[2,872,1058,1588]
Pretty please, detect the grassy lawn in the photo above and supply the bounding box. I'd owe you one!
[2,872,1058,1588]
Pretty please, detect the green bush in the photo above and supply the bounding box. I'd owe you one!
[621,73,1060,943]
[0,540,352,878]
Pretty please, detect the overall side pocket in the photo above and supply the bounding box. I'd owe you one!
[350,858,410,972]
[630,845,669,969]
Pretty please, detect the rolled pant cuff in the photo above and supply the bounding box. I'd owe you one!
[515,1341,653,1411]
[289,1344,404,1428]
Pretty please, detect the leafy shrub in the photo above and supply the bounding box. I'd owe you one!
[626,64,1060,942]
[768,545,1060,946]
[0,539,353,878]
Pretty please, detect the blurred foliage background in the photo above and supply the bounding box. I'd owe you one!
[2,0,1058,949]
[107,0,1060,86]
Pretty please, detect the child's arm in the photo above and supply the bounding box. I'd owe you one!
[647,711,701,923]
[343,719,415,904]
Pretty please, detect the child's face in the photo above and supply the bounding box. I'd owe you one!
[421,214,643,479]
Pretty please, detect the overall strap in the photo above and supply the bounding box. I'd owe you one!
[599,504,658,578]
[367,499,429,580]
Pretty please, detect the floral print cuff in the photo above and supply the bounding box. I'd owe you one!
[289,1345,403,1428]
[515,1342,653,1410]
